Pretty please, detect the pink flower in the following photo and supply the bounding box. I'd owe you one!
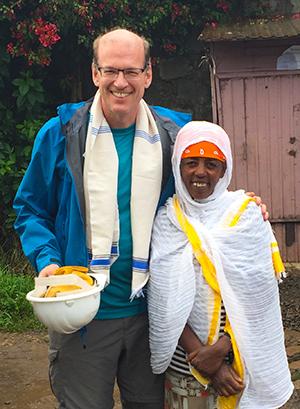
[34,20,60,48]
[163,42,177,53]
[6,42,15,55]
[217,1,229,13]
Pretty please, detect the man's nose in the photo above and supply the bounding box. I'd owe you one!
[113,71,128,87]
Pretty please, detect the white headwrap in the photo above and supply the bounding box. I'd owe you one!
[173,121,232,207]
[148,121,293,408]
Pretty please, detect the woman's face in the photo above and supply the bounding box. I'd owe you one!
[180,156,226,200]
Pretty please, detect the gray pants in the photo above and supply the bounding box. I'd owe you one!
[49,313,164,409]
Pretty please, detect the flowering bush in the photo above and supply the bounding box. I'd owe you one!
[0,0,279,238]
[1,0,272,67]
[2,4,60,66]
[6,18,60,66]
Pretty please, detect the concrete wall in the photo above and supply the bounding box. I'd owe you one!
[211,38,300,74]
[145,51,212,121]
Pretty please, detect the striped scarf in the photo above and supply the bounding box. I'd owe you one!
[84,91,162,299]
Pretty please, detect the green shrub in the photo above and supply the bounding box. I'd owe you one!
[0,66,48,237]
[0,267,44,331]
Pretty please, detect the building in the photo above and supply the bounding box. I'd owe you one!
[200,14,300,261]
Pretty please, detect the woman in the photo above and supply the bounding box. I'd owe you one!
[148,121,293,409]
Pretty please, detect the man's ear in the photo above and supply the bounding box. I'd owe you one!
[144,63,152,89]
[91,63,100,87]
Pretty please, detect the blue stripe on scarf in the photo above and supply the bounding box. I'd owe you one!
[133,259,149,271]
[111,244,119,256]
[135,130,160,144]
[90,258,110,266]
[91,125,111,136]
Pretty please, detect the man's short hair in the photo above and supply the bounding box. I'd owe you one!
[92,27,151,67]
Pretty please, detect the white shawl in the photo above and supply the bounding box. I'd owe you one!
[84,91,162,299]
[148,121,293,408]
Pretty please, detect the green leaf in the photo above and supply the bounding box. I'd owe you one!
[19,82,30,97]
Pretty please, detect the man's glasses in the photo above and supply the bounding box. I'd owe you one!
[96,65,148,80]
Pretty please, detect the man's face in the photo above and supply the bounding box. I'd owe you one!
[92,31,152,128]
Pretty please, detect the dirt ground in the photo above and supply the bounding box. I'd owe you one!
[1,268,300,409]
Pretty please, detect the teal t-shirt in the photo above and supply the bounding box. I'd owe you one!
[96,124,147,319]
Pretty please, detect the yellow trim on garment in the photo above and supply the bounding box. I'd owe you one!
[223,198,285,279]
[173,197,220,294]
[218,319,245,409]
[173,195,285,407]
[174,196,221,345]
[223,197,255,227]
[189,366,210,388]
[271,241,285,279]
[173,196,246,409]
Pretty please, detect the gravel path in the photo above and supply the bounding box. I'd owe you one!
[0,267,299,409]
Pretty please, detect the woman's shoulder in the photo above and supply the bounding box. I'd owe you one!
[219,190,265,229]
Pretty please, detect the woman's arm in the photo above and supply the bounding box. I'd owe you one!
[179,324,231,378]
[180,325,244,395]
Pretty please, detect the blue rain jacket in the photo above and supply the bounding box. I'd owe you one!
[14,100,191,273]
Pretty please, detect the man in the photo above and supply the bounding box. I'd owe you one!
[14,28,267,409]
[14,28,179,409]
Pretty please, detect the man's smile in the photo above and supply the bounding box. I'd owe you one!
[111,90,131,98]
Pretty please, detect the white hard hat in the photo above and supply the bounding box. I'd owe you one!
[26,273,107,334]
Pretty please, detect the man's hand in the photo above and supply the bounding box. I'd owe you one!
[211,363,244,397]
[246,191,269,221]
[187,335,232,378]
[39,264,59,277]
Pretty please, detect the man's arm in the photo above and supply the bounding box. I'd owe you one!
[13,119,64,273]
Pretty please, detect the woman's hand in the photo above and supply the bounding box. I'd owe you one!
[187,335,232,378]
[211,363,244,397]
[246,191,269,221]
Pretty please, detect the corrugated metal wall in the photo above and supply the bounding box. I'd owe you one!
[214,71,300,261]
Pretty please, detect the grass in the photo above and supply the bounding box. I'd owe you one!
[0,236,35,276]
[0,240,44,332]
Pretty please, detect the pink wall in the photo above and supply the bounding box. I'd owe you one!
[210,39,300,261]
[212,38,300,74]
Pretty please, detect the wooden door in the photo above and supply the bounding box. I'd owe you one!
[214,71,300,261]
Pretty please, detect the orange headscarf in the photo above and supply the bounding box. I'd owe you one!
[181,141,226,162]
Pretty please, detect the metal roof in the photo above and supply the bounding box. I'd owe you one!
[199,17,300,42]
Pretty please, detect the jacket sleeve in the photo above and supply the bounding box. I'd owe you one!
[13,117,65,273]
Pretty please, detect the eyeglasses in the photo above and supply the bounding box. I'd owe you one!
[96,65,148,79]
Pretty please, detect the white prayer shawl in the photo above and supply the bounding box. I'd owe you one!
[84,91,162,299]
[148,121,293,408]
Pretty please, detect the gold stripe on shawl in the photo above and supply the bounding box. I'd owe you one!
[223,197,255,227]
[223,196,285,279]
[271,242,285,278]
[173,196,246,409]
